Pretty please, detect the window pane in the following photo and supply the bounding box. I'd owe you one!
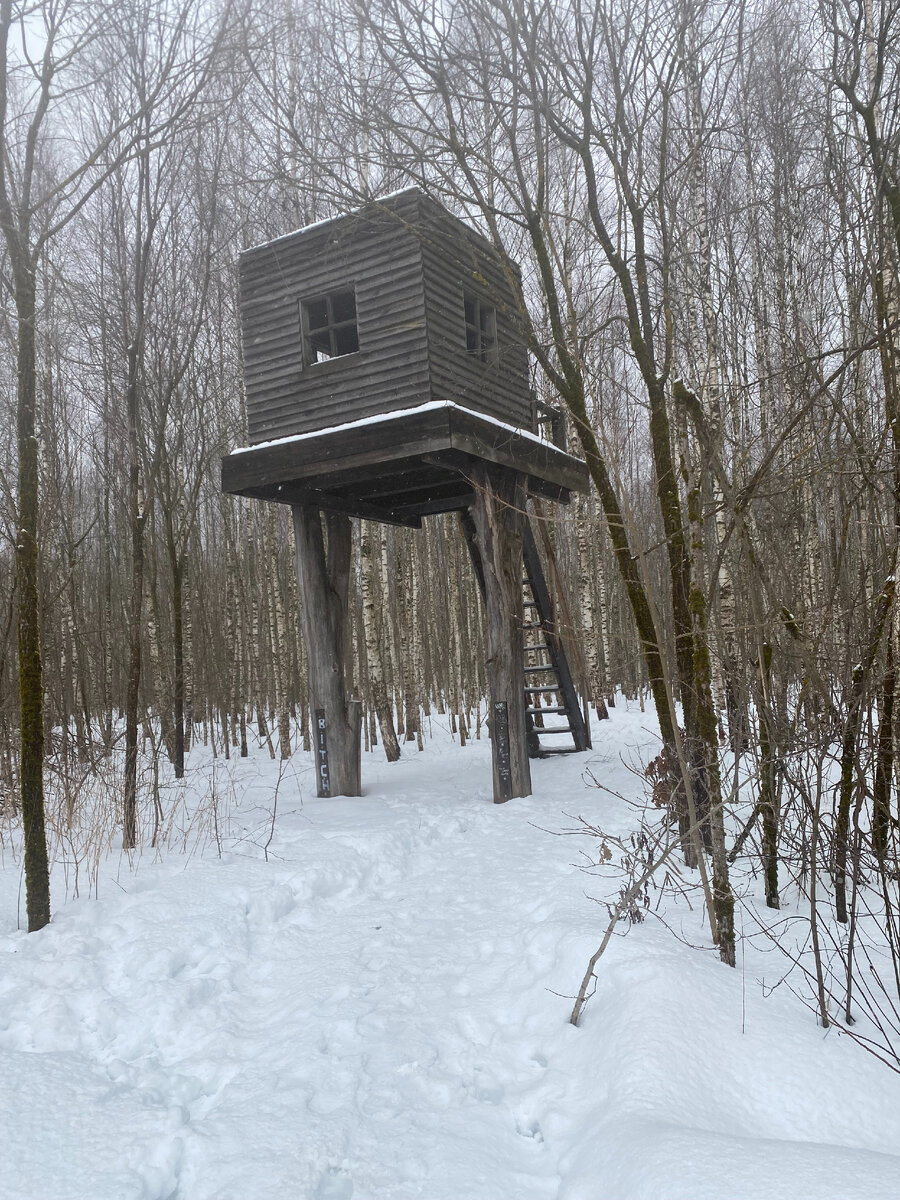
[479,305,495,339]
[305,297,328,330]
[479,306,497,356]
[463,292,497,361]
[308,327,332,361]
[330,290,356,323]
[333,324,359,355]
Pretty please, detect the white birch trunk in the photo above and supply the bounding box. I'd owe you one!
[361,521,400,761]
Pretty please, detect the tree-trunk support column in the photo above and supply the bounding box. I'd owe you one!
[291,505,361,797]
[469,463,531,802]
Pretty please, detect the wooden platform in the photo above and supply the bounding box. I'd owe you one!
[221,402,589,526]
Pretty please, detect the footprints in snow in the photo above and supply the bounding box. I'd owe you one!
[313,1167,354,1199]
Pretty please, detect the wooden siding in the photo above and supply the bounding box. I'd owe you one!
[413,192,532,431]
[238,188,533,446]
[240,190,431,444]
[221,405,589,512]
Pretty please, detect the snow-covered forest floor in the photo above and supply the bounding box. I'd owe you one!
[2,701,900,1200]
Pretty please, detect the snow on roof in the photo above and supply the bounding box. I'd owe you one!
[228,399,562,457]
[242,187,421,255]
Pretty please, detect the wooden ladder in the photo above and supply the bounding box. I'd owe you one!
[459,510,589,758]
[521,521,589,757]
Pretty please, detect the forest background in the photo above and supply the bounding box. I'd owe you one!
[1,0,900,1039]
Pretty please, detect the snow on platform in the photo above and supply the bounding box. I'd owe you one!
[1,704,899,1199]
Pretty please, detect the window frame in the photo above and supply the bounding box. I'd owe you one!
[463,290,499,365]
[300,285,359,368]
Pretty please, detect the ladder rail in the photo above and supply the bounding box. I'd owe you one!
[522,522,589,753]
[459,508,589,759]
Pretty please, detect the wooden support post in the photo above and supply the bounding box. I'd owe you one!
[291,505,362,797]
[468,463,532,802]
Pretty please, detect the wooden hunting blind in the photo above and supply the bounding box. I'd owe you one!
[222,188,591,802]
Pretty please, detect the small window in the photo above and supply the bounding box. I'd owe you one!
[463,291,498,364]
[301,287,359,366]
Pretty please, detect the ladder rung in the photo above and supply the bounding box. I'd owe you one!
[523,600,539,607]
[524,643,551,651]
[527,706,568,715]
[535,725,574,734]
[524,664,555,673]
[522,621,547,629]
[524,685,560,693]
[537,746,581,755]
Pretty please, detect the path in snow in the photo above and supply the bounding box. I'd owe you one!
[2,706,900,1199]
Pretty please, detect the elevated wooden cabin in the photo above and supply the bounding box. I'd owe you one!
[239,186,531,446]
[224,188,586,524]
[222,189,590,804]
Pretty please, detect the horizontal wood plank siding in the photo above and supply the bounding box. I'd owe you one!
[222,405,588,510]
[447,409,588,495]
[240,191,432,444]
[222,405,454,493]
[238,188,534,446]
[413,193,532,431]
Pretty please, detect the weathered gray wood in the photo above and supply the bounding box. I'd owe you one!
[417,198,530,428]
[221,404,588,511]
[457,508,487,599]
[286,457,459,499]
[241,193,430,444]
[404,492,476,518]
[275,484,422,529]
[222,406,453,494]
[291,505,361,797]
[469,463,531,802]
[463,506,587,758]
[239,189,534,445]
[445,408,586,494]
[229,190,595,809]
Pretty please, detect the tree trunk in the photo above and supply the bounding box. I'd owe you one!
[123,471,145,849]
[172,550,185,778]
[686,479,736,966]
[757,644,780,909]
[360,520,400,761]
[835,576,894,923]
[873,640,894,861]
[15,271,50,928]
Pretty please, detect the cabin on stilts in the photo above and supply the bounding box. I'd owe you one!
[221,187,590,803]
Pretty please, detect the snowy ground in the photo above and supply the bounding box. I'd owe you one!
[2,701,900,1200]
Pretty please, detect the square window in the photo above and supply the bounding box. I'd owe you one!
[301,287,358,366]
